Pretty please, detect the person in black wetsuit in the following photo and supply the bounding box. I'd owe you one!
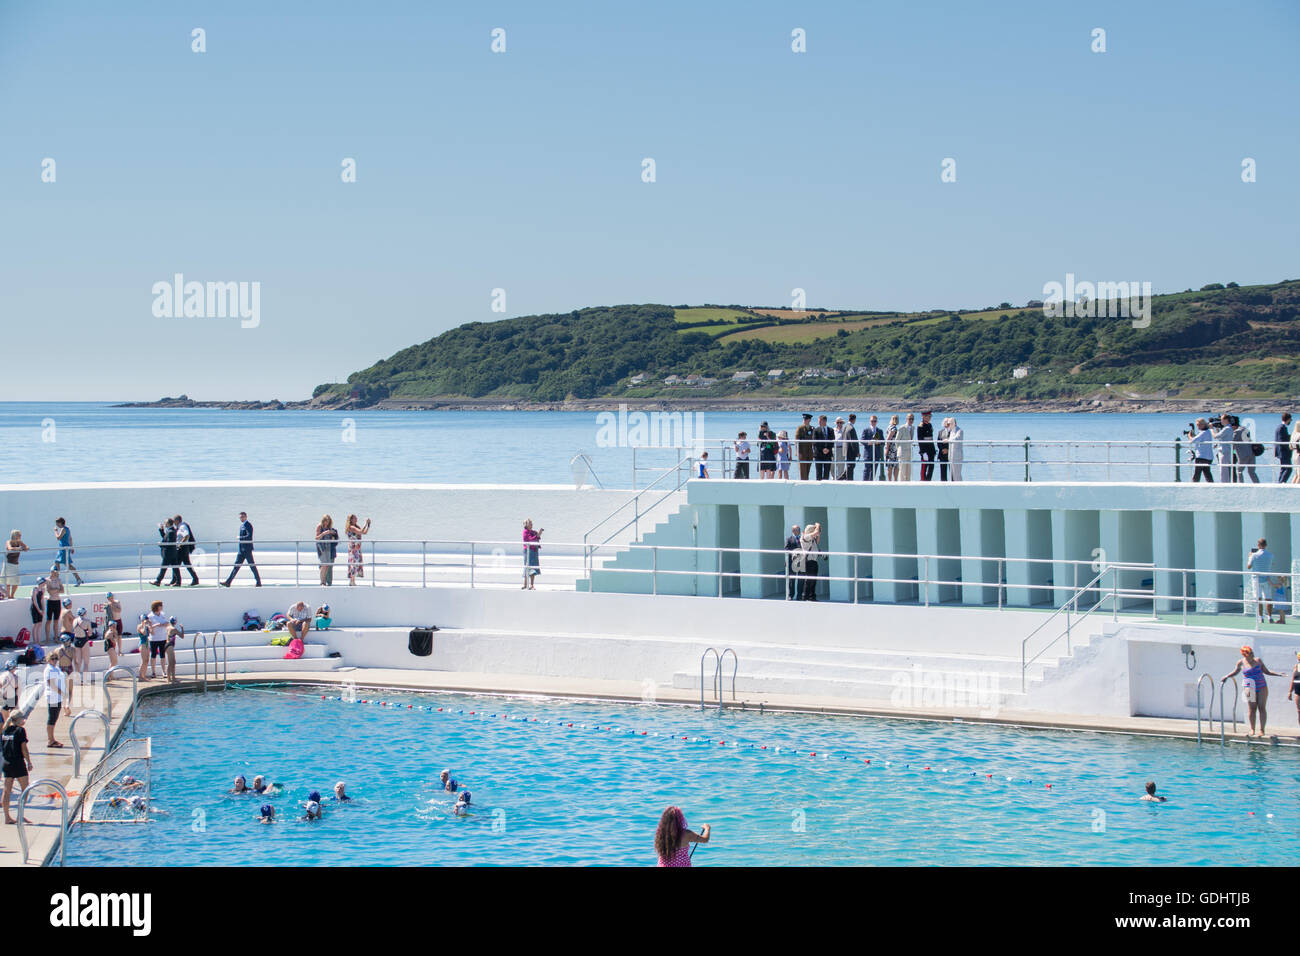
[917,411,936,481]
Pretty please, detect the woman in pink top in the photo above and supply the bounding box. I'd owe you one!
[522,519,542,590]
[654,805,710,867]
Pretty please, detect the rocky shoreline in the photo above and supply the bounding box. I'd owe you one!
[116,394,1298,414]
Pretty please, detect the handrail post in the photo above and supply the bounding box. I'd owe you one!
[923,555,929,607]
[1174,437,1182,483]
[137,545,143,590]
[70,709,110,777]
[997,558,1003,610]
[1182,570,1188,625]
[470,542,475,589]
[422,541,427,589]
[853,554,859,604]
[17,780,67,866]
[652,546,658,596]
[1024,436,1031,482]
[102,665,138,732]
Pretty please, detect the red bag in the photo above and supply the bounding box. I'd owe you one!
[14,628,30,648]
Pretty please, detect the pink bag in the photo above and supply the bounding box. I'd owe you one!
[283,638,305,660]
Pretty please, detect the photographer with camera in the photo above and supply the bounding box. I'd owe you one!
[1214,413,1238,483]
[1186,418,1214,482]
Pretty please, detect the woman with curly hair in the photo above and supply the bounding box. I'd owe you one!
[654,805,710,867]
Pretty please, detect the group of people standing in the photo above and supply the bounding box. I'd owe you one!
[723,411,964,482]
[1187,413,1299,483]
[313,515,371,586]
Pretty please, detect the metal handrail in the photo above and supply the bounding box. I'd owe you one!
[583,451,695,572]
[1196,673,1214,744]
[699,648,719,711]
[192,632,208,692]
[1020,566,1110,690]
[17,779,68,866]
[717,648,738,709]
[210,631,228,690]
[70,709,110,777]
[1216,676,1240,744]
[102,665,139,732]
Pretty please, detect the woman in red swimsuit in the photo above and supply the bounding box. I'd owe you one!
[654,805,710,867]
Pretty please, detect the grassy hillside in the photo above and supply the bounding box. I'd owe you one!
[314,280,1300,404]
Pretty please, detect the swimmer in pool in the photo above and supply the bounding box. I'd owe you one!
[259,804,275,824]
[252,775,282,795]
[231,774,250,794]
[1140,781,1167,803]
[303,800,322,821]
[440,769,458,792]
[107,775,145,791]
[333,781,350,802]
[452,790,471,816]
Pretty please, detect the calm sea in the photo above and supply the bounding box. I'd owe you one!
[0,403,1283,487]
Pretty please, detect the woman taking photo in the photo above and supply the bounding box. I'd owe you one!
[522,519,542,590]
[1223,645,1284,738]
[345,515,371,585]
[654,805,710,867]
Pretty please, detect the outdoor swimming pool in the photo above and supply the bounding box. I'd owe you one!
[62,685,1300,866]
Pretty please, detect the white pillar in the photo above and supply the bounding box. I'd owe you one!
[827,506,853,602]
[1193,511,1222,614]
[738,504,764,599]
[870,506,899,603]
[1004,508,1032,607]
[695,504,720,598]
[1152,511,1177,614]
[915,507,941,605]
[959,508,988,605]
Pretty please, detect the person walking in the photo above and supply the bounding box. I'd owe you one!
[1276,414,1293,483]
[3,531,28,600]
[917,411,937,481]
[220,511,261,587]
[315,515,338,586]
[795,414,815,480]
[776,430,791,480]
[1234,420,1259,483]
[733,432,751,480]
[861,415,884,481]
[785,524,802,601]
[947,417,965,481]
[52,518,83,587]
[522,519,542,589]
[897,412,915,482]
[757,422,777,479]
[174,514,199,586]
[1247,539,1274,622]
[344,515,370,585]
[813,415,834,480]
[1188,419,1214,482]
[1291,421,1300,484]
[843,414,859,480]
[152,517,179,587]
[884,415,900,481]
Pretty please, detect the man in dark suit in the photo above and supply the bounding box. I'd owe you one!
[860,414,884,480]
[152,518,179,587]
[173,513,199,586]
[221,511,262,587]
[785,524,802,600]
[917,411,937,481]
[814,415,834,480]
[1276,413,1293,483]
[843,415,859,480]
[795,413,815,480]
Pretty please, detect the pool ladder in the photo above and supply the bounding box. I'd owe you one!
[699,648,738,711]
[1195,673,1238,745]
[192,631,229,692]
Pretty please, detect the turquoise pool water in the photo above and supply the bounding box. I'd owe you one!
[62,685,1300,866]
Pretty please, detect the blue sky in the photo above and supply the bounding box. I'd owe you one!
[1,0,1297,401]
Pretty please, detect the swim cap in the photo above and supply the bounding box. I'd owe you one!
[306,800,320,815]
[106,591,113,599]
[50,565,58,572]
[138,612,148,622]
[61,598,72,607]
[168,616,177,625]
[260,804,273,818]
[460,791,471,804]
[235,774,246,784]
[4,661,16,672]
[1241,645,1254,655]
[308,790,321,803]
[36,577,46,585]
[321,604,330,613]
[76,607,86,617]
[122,775,135,784]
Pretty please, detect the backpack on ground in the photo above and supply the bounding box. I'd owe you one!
[15,628,30,648]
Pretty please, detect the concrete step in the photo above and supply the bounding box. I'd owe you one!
[672,670,1031,709]
[675,654,1053,686]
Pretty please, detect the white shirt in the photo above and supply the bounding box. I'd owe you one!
[734,441,750,460]
[44,663,65,705]
[146,611,169,641]
[288,604,311,622]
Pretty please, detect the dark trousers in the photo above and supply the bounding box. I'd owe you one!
[177,548,199,584]
[787,563,799,600]
[863,457,876,480]
[920,450,936,481]
[1192,459,1213,482]
[799,461,812,480]
[815,459,831,480]
[154,552,179,586]
[734,461,749,479]
[844,462,856,480]
[802,560,819,601]
[939,459,949,481]
[225,548,261,585]
[1280,456,1293,483]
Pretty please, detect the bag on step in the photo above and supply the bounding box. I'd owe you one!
[408,627,436,657]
